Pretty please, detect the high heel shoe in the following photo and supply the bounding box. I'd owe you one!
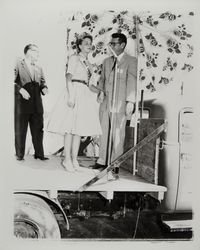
[72,159,84,172]
[61,160,76,172]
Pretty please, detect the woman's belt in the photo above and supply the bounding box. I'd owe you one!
[72,79,89,86]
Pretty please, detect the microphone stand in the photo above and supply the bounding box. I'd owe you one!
[106,46,118,179]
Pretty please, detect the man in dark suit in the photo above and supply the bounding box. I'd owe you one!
[14,44,49,161]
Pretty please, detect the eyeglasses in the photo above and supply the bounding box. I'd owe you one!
[109,42,121,47]
[29,48,39,53]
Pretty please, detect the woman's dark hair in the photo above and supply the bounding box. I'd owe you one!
[24,44,38,54]
[76,35,93,53]
[111,33,127,47]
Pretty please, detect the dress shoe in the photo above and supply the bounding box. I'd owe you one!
[34,155,49,160]
[107,171,119,181]
[16,156,24,161]
[107,167,120,181]
[92,163,107,170]
[112,167,119,174]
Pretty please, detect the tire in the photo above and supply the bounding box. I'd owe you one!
[14,193,61,239]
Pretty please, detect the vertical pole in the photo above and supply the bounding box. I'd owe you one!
[107,58,118,168]
[132,15,140,175]
[154,137,160,185]
[140,89,144,119]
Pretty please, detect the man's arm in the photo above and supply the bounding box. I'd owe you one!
[126,57,137,116]
[126,57,137,103]
[96,61,106,103]
[14,62,21,91]
[40,68,48,95]
[14,61,30,100]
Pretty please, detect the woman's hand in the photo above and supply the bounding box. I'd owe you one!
[89,85,99,93]
[67,96,75,108]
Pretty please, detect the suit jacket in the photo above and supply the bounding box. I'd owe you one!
[98,53,137,114]
[14,58,47,114]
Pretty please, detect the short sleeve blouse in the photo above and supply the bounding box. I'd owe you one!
[67,54,89,82]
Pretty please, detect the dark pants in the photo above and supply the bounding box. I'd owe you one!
[15,112,44,158]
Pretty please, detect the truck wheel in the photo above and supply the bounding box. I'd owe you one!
[14,193,61,239]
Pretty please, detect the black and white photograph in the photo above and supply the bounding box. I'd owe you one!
[0,0,199,249]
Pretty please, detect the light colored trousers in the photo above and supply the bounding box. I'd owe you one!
[97,110,126,165]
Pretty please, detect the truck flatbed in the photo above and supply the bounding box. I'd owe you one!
[13,155,167,201]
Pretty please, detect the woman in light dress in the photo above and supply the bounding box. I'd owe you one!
[47,34,102,172]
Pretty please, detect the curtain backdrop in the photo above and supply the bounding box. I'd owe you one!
[65,10,194,93]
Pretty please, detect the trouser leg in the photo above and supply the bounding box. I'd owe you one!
[98,110,126,166]
[109,114,126,175]
[29,113,44,157]
[111,114,126,162]
[97,110,110,165]
[14,113,29,158]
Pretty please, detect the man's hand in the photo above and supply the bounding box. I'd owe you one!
[97,91,104,103]
[42,87,48,95]
[126,102,134,116]
[19,88,30,100]
[92,136,100,146]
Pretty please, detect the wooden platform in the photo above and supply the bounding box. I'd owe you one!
[13,155,167,201]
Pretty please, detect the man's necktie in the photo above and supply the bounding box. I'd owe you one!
[111,56,117,71]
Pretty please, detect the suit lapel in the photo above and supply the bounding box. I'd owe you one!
[21,59,34,81]
[117,53,128,67]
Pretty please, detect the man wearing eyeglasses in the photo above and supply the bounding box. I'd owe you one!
[95,33,137,172]
[14,44,49,161]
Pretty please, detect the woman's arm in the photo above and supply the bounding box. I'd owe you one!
[66,73,75,108]
[65,73,72,94]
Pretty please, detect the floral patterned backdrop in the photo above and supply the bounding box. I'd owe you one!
[65,10,194,93]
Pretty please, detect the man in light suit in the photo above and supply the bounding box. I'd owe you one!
[14,44,49,161]
[95,33,137,170]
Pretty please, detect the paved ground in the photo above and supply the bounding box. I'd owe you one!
[57,192,193,240]
[59,211,193,240]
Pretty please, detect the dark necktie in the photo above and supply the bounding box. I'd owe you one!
[111,56,117,71]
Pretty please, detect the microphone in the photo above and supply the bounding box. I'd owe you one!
[107,44,117,57]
